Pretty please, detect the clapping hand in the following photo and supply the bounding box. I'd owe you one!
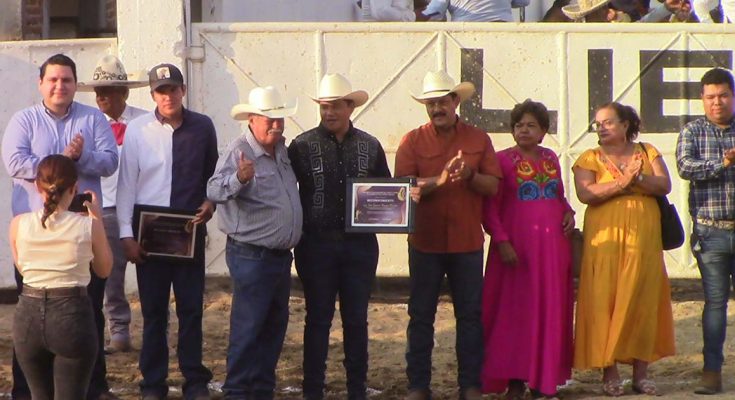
[63,133,84,161]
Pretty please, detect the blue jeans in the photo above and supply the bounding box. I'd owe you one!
[692,223,735,372]
[136,258,212,399]
[405,246,484,393]
[12,268,109,400]
[223,238,292,400]
[294,232,379,399]
[13,291,98,400]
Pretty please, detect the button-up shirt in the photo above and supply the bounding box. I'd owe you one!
[2,101,118,216]
[116,108,218,238]
[101,104,147,208]
[207,129,303,250]
[676,117,735,220]
[395,119,502,253]
[288,123,391,233]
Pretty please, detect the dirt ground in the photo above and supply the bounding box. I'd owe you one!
[0,278,733,399]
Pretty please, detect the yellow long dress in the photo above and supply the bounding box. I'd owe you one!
[573,143,675,369]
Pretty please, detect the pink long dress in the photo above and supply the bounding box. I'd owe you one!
[480,146,574,396]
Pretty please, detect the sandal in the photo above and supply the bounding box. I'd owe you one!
[602,379,624,397]
[632,379,658,396]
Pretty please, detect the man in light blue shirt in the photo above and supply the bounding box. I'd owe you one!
[1,53,118,400]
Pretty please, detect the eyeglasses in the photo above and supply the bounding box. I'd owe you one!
[591,119,620,130]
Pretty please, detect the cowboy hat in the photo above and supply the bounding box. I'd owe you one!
[77,55,148,91]
[562,0,610,21]
[231,86,298,120]
[411,70,475,104]
[310,73,369,107]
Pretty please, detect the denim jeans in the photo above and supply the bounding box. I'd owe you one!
[13,291,98,400]
[12,268,109,400]
[223,238,292,400]
[405,246,484,393]
[692,222,735,372]
[103,207,132,343]
[136,258,212,399]
[294,232,379,399]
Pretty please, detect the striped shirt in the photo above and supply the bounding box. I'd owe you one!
[676,117,735,220]
[207,129,303,250]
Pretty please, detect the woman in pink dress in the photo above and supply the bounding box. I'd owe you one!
[480,100,575,400]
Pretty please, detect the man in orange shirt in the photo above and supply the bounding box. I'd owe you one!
[394,71,502,400]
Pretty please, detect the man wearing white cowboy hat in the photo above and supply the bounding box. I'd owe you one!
[395,70,501,400]
[78,55,147,362]
[207,86,303,399]
[288,73,391,400]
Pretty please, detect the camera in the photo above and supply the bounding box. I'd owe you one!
[68,193,92,212]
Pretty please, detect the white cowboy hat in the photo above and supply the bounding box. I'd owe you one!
[77,55,148,91]
[562,0,610,20]
[310,73,369,107]
[231,86,298,120]
[411,70,476,104]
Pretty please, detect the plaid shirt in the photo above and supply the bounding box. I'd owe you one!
[676,117,735,220]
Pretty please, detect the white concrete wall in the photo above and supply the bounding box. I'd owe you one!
[189,22,735,279]
[0,0,22,41]
[201,0,361,22]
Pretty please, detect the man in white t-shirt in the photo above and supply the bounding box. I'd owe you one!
[78,55,147,360]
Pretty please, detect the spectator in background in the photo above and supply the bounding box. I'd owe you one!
[77,55,148,358]
[361,0,416,21]
[418,0,530,22]
[692,0,733,22]
[553,0,691,22]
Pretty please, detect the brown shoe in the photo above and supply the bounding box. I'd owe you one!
[104,338,132,354]
[460,387,483,400]
[406,389,431,400]
[694,370,722,395]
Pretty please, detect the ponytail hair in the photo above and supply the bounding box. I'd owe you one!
[597,102,641,141]
[35,155,78,228]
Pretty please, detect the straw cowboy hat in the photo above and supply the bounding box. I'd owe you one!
[562,0,610,20]
[310,73,369,107]
[411,70,475,104]
[77,55,148,91]
[231,86,298,120]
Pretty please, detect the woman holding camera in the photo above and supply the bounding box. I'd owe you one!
[9,154,112,399]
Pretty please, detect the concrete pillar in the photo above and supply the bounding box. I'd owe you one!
[117,0,187,109]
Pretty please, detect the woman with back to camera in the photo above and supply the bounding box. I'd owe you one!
[9,154,112,399]
[572,102,675,397]
[480,99,575,400]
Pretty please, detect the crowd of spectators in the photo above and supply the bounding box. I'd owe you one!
[357,0,735,23]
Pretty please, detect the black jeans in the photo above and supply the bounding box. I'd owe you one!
[405,246,484,393]
[13,290,98,400]
[294,232,379,399]
[12,269,109,400]
[136,258,212,399]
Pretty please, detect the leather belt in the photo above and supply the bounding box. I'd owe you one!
[696,217,735,230]
[21,285,87,299]
[226,237,292,257]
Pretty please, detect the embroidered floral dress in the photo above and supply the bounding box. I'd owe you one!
[572,143,675,369]
[480,147,574,395]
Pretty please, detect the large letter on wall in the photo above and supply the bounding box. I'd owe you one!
[461,48,558,133]
[640,50,732,133]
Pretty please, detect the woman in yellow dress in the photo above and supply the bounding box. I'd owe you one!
[572,102,675,397]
